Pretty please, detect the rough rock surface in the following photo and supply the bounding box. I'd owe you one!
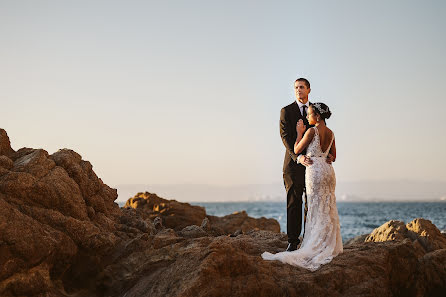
[344,233,368,246]
[366,218,446,253]
[1,128,445,297]
[124,192,207,231]
[124,191,280,234]
[0,129,15,157]
[0,129,147,296]
[207,210,280,234]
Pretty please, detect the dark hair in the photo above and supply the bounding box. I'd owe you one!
[295,77,310,89]
[310,102,332,120]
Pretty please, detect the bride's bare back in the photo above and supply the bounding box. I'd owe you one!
[316,126,336,159]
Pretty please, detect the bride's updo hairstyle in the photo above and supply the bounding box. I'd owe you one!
[310,102,332,121]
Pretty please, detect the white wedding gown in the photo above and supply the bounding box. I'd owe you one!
[262,127,343,271]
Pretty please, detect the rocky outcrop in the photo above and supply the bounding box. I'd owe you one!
[344,233,368,246]
[366,218,446,253]
[0,129,15,157]
[96,217,446,297]
[1,128,445,297]
[207,210,280,234]
[124,192,207,231]
[0,129,148,296]
[124,191,281,234]
[101,232,446,297]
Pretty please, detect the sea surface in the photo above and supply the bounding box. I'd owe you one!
[118,200,446,242]
[191,201,446,242]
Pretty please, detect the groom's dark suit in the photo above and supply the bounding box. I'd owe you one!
[280,101,312,243]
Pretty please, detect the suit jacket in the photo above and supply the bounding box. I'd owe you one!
[280,101,313,178]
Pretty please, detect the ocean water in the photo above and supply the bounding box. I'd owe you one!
[191,201,446,242]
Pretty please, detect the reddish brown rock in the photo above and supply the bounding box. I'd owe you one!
[406,218,446,251]
[344,233,368,246]
[1,129,445,297]
[124,192,280,234]
[124,192,207,231]
[365,220,409,242]
[366,218,446,253]
[207,210,281,234]
[0,129,15,158]
[98,227,446,297]
[0,155,13,170]
[0,129,149,297]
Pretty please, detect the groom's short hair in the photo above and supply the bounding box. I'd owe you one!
[295,78,310,89]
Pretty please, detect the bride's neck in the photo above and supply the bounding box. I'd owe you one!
[315,121,326,127]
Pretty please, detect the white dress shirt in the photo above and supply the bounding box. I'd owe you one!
[296,100,310,117]
[295,100,309,164]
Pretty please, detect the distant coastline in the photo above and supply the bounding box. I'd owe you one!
[115,180,446,203]
[117,200,446,207]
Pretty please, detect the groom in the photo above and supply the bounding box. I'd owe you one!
[280,78,333,252]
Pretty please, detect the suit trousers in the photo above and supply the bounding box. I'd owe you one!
[283,171,308,243]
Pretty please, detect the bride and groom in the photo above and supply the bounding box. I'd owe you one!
[261,78,343,271]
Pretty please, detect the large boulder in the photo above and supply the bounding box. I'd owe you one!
[207,210,280,234]
[0,130,151,296]
[124,192,207,231]
[366,218,446,252]
[406,218,446,251]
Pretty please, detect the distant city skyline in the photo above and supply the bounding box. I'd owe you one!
[1,1,445,200]
[116,180,446,203]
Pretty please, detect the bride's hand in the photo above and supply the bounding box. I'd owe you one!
[296,119,306,135]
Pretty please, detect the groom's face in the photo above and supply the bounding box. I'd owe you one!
[294,81,311,104]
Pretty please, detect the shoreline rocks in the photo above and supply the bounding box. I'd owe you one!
[124,191,281,235]
[1,128,445,297]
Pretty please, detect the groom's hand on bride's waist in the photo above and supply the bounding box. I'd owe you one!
[298,155,313,166]
[298,154,334,166]
[326,154,335,164]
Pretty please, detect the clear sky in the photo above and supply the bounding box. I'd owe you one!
[1,0,445,191]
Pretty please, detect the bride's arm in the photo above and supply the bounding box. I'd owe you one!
[328,139,336,161]
[294,127,315,155]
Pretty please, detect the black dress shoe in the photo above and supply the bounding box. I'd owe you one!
[286,240,300,252]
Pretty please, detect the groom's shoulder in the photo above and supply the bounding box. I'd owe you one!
[281,101,297,111]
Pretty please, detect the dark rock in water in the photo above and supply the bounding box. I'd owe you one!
[1,128,445,297]
[123,191,280,235]
[207,210,281,234]
[344,233,368,246]
[124,191,207,231]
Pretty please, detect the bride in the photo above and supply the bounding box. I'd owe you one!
[262,102,343,271]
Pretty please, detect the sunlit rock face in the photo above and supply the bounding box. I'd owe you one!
[0,129,129,296]
[366,218,446,252]
[124,191,281,234]
[0,128,445,297]
[124,191,207,230]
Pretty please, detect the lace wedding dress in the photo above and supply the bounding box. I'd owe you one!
[262,127,343,271]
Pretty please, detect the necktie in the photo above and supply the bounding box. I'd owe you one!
[302,105,307,120]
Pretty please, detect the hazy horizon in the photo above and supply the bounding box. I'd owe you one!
[115,179,446,203]
[2,1,445,198]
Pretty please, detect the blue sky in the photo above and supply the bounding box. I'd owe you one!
[1,0,445,190]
